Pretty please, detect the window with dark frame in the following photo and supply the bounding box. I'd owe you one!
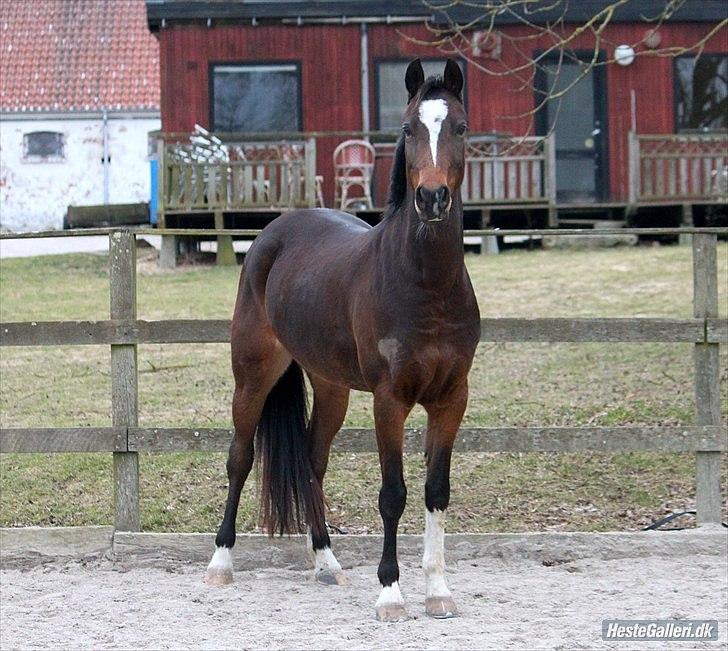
[212,63,301,132]
[376,59,465,130]
[23,131,65,161]
[675,54,727,132]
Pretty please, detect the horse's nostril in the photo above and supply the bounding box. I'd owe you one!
[416,186,426,206]
[435,186,450,207]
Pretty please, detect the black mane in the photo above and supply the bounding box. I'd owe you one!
[385,134,407,211]
[386,75,460,213]
[419,75,449,101]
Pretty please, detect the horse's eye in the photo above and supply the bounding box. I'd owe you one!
[402,123,412,137]
[456,123,468,136]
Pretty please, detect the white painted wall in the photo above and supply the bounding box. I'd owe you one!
[0,114,160,231]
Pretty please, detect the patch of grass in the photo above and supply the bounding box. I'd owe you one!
[1,243,726,532]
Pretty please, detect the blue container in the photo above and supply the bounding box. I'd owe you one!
[149,159,158,225]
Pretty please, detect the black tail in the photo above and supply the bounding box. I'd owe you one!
[256,361,325,536]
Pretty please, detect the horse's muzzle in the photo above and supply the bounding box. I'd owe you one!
[415,186,451,222]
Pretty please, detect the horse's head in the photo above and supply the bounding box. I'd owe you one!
[402,58,466,223]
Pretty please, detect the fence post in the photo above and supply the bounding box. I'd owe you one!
[109,230,140,531]
[692,232,722,526]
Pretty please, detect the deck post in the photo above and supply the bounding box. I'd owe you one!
[679,203,694,246]
[304,137,317,208]
[214,211,236,266]
[159,233,177,269]
[156,138,178,268]
[109,230,140,531]
[692,233,722,526]
[479,209,499,255]
[627,131,640,211]
[544,133,557,227]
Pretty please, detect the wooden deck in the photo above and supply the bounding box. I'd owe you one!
[155,131,726,234]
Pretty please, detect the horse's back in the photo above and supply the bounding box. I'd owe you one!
[243,208,370,293]
[263,208,371,242]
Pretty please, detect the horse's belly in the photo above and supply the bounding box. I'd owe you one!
[266,288,368,390]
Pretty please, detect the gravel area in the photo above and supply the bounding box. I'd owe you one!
[1,549,726,649]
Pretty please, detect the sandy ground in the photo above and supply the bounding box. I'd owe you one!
[1,552,726,650]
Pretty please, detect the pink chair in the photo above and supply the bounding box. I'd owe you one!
[333,139,375,211]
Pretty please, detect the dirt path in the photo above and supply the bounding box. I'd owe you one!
[1,551,726,650]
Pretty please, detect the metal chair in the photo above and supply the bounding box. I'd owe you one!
[333,139,375,211]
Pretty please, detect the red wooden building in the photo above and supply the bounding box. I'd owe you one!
[146,1,727,230]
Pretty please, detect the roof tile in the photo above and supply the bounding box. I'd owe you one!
[0,0,159,113]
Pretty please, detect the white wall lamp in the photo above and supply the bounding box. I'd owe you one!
[615,44,636,66]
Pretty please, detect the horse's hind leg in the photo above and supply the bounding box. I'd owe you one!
[205,311,291,585]
[305,372,349,585]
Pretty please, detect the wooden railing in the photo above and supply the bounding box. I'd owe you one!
[462,134,556,206]
[0,227,726,533]
[629,132,728,205]
[372,133,556,209]
[159,137,317,218]
[157,131,555,222]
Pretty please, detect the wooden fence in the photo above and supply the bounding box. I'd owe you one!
[629,132,728,205]
[0,227,726,533]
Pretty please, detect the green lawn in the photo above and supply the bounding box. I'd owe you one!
[1,241,726,532]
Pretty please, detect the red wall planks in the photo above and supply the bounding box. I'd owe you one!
[158,21,727,203]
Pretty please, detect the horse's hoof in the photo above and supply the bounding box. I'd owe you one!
[316,570,346,586]
[204,568,233,586]
[375,604,409,622]
[425,596,458,618]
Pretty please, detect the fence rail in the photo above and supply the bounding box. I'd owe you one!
[0,228,726,532]
[2,426,726,455]
[1,317,727,346]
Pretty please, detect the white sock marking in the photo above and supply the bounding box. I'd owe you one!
[418,99,449,166]
[376,581,405,607]
[307,530,343,575]
[207,546,233,573]
[422,509,452,599]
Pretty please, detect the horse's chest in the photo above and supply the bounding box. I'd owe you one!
[375,335,469,402]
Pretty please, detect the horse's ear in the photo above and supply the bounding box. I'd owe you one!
[443,59,463,99]
[405,58,425,101]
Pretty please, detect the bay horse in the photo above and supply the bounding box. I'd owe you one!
[205,58,480,622]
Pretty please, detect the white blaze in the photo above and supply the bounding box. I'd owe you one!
[418,99,449,166]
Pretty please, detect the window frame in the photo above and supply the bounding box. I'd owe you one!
[208,60,303,133]
[673,53,728,134]
[22,131,65,163]
[373,57,468,131]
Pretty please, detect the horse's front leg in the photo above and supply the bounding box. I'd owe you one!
[421,382,468,618]
[373,390,411,622]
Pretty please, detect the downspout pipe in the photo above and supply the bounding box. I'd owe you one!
[360,22,370,135]
[102,109,110,205]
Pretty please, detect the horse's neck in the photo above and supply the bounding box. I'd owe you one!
[379,192,465,292]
